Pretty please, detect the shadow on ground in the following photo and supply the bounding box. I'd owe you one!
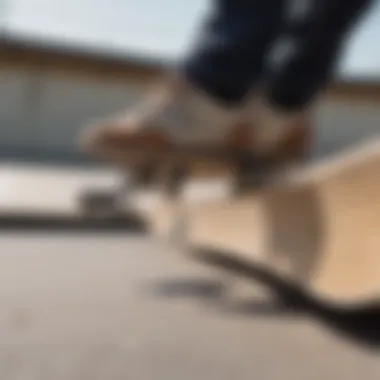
[148,276,300,318]
[146,249,380,350]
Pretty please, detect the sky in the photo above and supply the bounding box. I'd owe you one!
[2,0,380,78]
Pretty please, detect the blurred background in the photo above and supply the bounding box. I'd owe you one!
[0,0,379,220]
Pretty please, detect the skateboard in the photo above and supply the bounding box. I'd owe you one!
[95,116,380,309]
[180,139,380,310]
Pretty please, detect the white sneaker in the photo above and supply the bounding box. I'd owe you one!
[80,73,310,162]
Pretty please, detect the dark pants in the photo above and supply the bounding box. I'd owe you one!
[183,0,373,111]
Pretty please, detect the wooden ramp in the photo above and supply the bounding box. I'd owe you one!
[184,140,380,309]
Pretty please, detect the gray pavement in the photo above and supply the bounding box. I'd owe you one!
[0,232,378,379]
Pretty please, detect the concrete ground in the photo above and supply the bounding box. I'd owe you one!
[0,231,378,380]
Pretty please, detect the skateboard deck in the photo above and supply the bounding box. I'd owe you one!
[180,139,380,309]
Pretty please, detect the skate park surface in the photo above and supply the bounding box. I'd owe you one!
[0,161,378,379]
[0,232,378,379]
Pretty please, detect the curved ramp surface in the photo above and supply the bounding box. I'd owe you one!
[187,140,380,308]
